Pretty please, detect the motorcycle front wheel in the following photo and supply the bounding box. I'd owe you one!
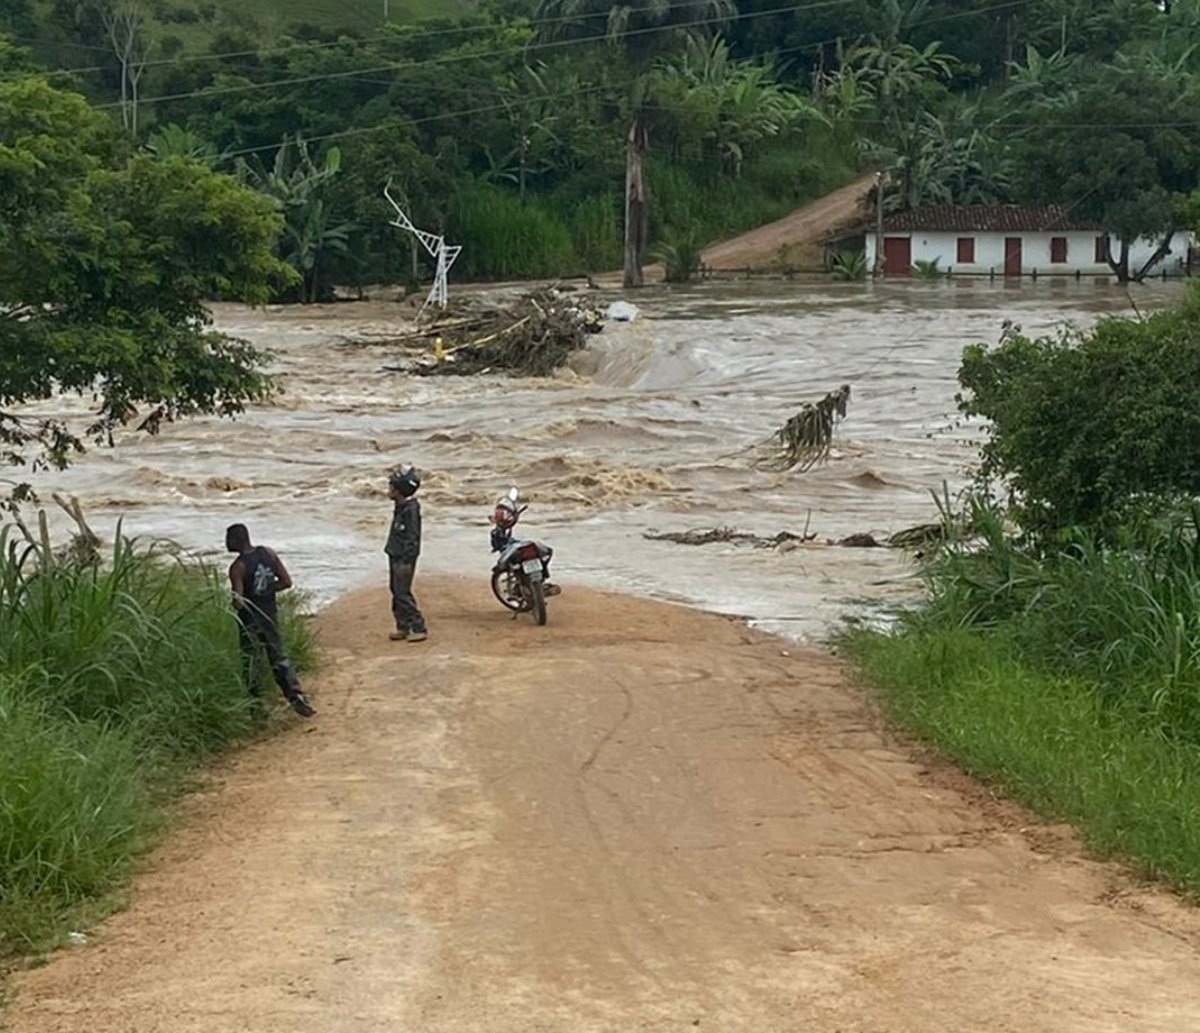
[491,568,526,612]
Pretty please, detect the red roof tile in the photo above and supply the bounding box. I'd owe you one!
[882,204,1102,232]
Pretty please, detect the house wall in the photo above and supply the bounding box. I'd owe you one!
[865,230,1196,276]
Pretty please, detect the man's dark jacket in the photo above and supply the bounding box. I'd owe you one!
[385,497,421,563]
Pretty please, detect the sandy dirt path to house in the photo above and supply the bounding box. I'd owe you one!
[9,579,1200,1033]
[701,172,877,271]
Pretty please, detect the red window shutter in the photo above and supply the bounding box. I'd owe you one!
[956,237,975,264]
[1050,237,1068,263]
[1094,235,1110,263]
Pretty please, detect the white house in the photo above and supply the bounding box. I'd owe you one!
[863,204,1196,278]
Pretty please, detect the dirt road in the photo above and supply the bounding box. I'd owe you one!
[701,172,876,271]
[11,580,1200,1032]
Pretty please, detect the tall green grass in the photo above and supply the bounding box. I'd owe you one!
[566,194,622,274]
[449,182,582,280]
[0,680,153,953]
[0,526,317,954]
[845,498,1200,894]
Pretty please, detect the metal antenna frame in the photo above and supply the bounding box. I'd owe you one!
[384,182,462,310]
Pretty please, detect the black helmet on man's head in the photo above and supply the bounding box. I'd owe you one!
[389,465,421,497]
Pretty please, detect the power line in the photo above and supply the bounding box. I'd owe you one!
[187,0,1061,162]
[4,0,861,82]
[221,78,637,160]
[11,0,1090,167]
[87,0,1031,115]
[89,0,862,110]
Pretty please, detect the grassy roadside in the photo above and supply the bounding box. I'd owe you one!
[0,530,317,959]
[842,504,1200,897]
[845,628,1200,893]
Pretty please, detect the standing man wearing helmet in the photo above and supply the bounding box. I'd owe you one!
[386,465,428,642]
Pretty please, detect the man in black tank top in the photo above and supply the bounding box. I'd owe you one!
[226,523,315,718]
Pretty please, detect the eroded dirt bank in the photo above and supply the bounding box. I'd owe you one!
[11,580,1200,1032]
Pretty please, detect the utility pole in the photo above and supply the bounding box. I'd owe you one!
[873,172,885,277]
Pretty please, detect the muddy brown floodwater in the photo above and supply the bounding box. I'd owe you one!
[11,279,1200,1033]
[24,277,1189,640]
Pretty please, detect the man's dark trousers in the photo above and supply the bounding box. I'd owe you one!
[238,615,303,701]
[389,559,427,634]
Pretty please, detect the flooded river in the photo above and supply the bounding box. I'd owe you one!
[26,278,1187,641]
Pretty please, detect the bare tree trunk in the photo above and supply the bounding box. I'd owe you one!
[1107,238,1132,284]
[129,56,144,137]
[518,131,528,203]
[1132,230,1177,282]
[102,2,148,138]
[117,48,128,132]
[623,113,649,289]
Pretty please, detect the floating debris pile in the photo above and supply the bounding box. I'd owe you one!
[372,288,605,377]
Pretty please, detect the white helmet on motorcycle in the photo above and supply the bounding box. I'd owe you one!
[492,497,519,530]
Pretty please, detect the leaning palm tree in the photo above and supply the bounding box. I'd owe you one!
[534,0,735,287]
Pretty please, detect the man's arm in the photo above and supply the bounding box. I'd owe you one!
[229,559,246,609]
[264,548,294,591]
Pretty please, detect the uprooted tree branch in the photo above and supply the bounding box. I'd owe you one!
[366,288,604,377]
[722,385,852,472]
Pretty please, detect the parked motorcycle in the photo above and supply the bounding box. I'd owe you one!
[489,487,557,626]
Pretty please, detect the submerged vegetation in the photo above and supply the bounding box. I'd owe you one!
[0,523,316,955]
[846,286,1200,894]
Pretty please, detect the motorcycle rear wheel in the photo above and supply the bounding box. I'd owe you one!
[530,579,547,626]
[491,568,526,612]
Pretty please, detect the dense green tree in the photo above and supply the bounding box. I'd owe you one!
[326,122,455,290]
[1017,0,1160,62]
[1007,60,1200,281]
[657,36,826,177]
[146,122,226,165]
[835,34,957,210]
[0,0,36,40]
[959,288,1200,536]
[0,75,292,486]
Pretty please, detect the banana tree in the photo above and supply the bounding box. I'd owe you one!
[495,62,566,201]
[146,123,228,167]
[238,138,355,303]
[659,36,827,177]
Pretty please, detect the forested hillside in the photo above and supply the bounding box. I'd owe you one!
[3,0,1199,292]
